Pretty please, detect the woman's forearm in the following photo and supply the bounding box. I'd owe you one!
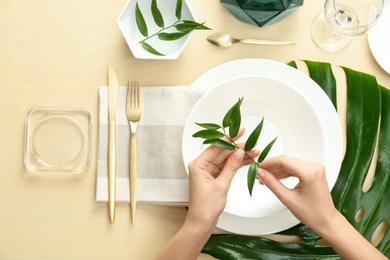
[156,217,214,260]
[316,212,386,260]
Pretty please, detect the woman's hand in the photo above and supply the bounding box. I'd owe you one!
[157,129,259,260]
[187,128,259,228]
[257,155,338,231]
[257,155,387,260]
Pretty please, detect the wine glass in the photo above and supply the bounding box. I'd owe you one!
[311,0,384,52]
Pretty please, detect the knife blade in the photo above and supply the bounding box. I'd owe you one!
[108,65,118,223]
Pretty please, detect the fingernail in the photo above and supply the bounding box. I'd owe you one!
[256,168,265,178]
[232,149,245,161]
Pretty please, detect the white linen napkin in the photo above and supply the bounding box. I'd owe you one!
[96,85,207,206]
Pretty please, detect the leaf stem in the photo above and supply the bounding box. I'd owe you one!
[139,19,180,43]
[222,128,260,168]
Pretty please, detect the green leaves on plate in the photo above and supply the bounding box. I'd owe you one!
[175,0,182,19]
[193,97,277,196]
[175,20,211,32]
[141,42,164,56]
[202,61,390,259]
[151,0,164,28]
[135,0,210,56]
[158,32,189,41]
[135,2,148,37]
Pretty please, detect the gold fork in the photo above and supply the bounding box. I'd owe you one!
[126,80,142,224]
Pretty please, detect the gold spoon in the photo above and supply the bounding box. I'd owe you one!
[207,32,298,48]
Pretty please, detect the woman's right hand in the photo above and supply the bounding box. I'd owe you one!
[257,155,387,260]
[257,155,339,234]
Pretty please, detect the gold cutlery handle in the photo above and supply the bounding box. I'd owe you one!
[130,131,137,224]
[108,122,116,223]
[240,39,297,45]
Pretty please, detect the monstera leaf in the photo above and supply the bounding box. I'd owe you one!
[202,61,390,259]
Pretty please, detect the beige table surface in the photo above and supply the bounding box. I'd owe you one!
[1,0,389,259]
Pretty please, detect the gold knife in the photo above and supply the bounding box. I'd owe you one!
[108,65,119,223]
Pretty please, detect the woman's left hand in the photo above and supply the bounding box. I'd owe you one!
[187,128,259,228]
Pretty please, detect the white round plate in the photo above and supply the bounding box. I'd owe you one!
[368,0,390,74]
[182,59,343,235]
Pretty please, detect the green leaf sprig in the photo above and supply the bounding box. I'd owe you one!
[135,0,211,56]
[192,97,278,196]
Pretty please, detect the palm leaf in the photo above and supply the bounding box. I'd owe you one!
[202,61,390,259]
[304,60,337,110]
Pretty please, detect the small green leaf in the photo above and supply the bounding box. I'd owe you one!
[182,20,212,30]
[195,24,211,30]
[135,2,148,37]
[151,0,164,27]
[248,162,257,196]
[158,32,189,41]
[245,118,264,152]
[192,130,224,139]
[175,0,183,19]
[195,122,221,130]
[258,137,278,163]
[175,21,211,32]
[223,98,243,128]
[203,139,235,151]
[229,99,242,139]
[141,42,165,56]
[222,107,234,128]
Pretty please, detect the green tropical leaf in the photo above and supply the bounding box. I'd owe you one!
[175,0,182,19]
[158,32,189,41]
[245,118,264,151]
[135,2,148,37]
[195,122,221,130]
[203,139,235,151]
[192,130,224,139]
[151,0,164,27]
[257,137,277,163]
[304,60,337,110]
[141,42,164,56]
[287,60,297,68]
[248,162,257,196]
[331,67,380,218]
[202,62,390,259]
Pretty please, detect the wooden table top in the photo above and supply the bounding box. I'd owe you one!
[1,0,389,259]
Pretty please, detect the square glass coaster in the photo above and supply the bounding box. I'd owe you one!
[24,108,92,174]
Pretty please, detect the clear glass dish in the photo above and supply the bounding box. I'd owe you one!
[24,108,92,174]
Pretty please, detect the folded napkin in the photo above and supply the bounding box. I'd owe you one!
[96,85,207,206]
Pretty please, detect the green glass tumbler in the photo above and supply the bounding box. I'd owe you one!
[220,0,304,27]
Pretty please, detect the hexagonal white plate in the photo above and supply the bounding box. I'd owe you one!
[117,0,195,60]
